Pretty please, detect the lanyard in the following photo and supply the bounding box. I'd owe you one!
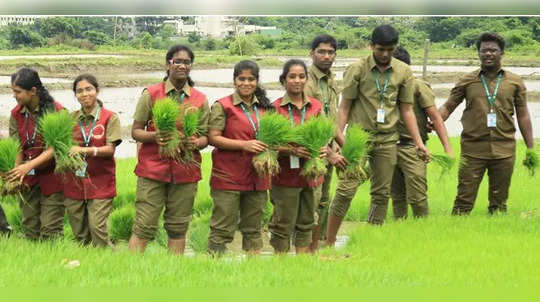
[23,112,38,147]
[317,78,330,116]
[79,106,101,147]
[240,103,259,137]
[480,73,503,112]
[287,103,306,126]
[373,69,391,107]
[168,90,185,104]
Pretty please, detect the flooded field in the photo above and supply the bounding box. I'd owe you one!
[0,75,71,85]
[0,54,127,61]
[1,85,538,158]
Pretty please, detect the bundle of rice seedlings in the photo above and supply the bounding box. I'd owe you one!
[0,138,21,196]
[430,153,456,179]
[252,112,296,177]
[179,104,200,163]
[39,110,85,174]
[294,115,335,181]
[523,148,538,176]
[341,124,371,180]
[152,97,181,161]
[108,205,135,241]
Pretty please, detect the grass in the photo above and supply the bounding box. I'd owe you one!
[0,137,539,287]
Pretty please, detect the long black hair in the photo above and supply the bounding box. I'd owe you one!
[11,68,55,117]
[164,44,195,87]
[233,60,273,110]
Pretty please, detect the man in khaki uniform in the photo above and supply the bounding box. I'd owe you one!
[439,32,534,215]
[390,46,453,219]
[304,34,340,251]
[326,25,430,246]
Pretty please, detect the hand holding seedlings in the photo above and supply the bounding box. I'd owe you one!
[243,140,267,153]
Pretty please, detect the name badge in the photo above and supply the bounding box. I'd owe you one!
[27,169,35,176]
[487,112,497,128]
[75,161,88,178]
[290,156,300,169]
[377,108,386,124]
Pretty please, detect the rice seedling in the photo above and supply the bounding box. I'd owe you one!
[0,137,21,196]
[179,104,201,164]
[39,110,85,174]
[340,124,371,180]
[523,148,538,176]
[253,112,296,177]
[152,97,181,161]
[108,205,135,241]
[430,153,456,179]
[294,115,335,181]
[187,212,211,253]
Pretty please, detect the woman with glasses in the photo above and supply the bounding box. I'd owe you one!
[128,44,210,255]
[63,74,122,247]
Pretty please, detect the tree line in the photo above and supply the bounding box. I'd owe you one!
[1,16,539,52]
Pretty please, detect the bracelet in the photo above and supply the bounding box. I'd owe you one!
[93,146,98,157]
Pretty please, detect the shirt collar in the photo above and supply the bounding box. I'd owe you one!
[368,54,394,73]
[165,78,191,97]
[280,93,310,108]
[233,91,259,106]
[77,100,103,121]
[477,68,506,77]
[19,104,39,115]
[309,64,334,81]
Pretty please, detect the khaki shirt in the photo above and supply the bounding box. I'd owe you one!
[133,79,210,136]
[74,102,122,146]
[305,64,339,119]
[9,104,41,141]
[446,68,527,159]
[209,91,259,131]
[342,54,415,143]
[398,78,435,142]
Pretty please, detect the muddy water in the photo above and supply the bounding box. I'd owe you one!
[0,75,71,85]
[1,87,539,158]
[0,54,127,61]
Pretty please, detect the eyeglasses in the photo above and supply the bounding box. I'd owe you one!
[75,86,96,95]
[169,59,192,66]
[315,49,336,56]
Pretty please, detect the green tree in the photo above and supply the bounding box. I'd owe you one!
[35,17,82,38]
[7,25,44,48]
[229,35,260,55]
[83,30,111,45]
[188,32,201,43]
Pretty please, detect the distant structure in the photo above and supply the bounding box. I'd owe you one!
[163,16,280,38]
[0,16,38,27]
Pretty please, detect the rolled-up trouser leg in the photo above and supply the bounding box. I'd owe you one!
[208,189,241,253]
[20,186,42,240]
[367,143,397,225]
[238,191,267,251]
[390,163,408,219]
[397,145,428,218]
[132,177,166,240]
[269,185,301,253]
[87,198,113,247]
[329,174,362,219]
[163,182,197,239]
[452,156,487,215]
[64,198,91,244]
[487,156,515,214]
[40,192,65,239]
[292,185,319,248]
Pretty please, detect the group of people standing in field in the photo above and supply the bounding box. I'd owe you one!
[0,24,535,256]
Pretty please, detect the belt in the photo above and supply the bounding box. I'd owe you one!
[397,137,415,146]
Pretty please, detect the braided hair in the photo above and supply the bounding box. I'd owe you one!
[11,68,55,117]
